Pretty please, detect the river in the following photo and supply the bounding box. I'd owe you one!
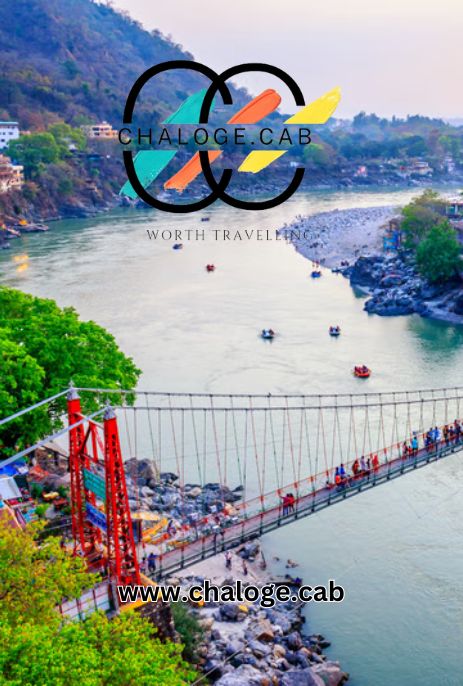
[1,187,463,685]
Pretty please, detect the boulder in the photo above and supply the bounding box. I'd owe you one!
[214,664,266,686]
[285,631,303,651]
[312,661,349,686]
[239,542,260,560]
[203,659,224,680]
[225,640,244,657]
[160,472,179,483]
[349,255,383,288]
[220,604,240,621]
[273,644,286,659]
[248,639,271,659]
[380,273,403,287]
[125,458,158,485]
[186,486,202,498]
[254,618,274,642]
[265,609,293,634]
[280,669,325,686]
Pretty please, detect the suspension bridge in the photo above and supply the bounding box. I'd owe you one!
[1,384,463,585]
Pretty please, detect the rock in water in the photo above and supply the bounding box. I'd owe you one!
[349,255,383,288]
[312,661,350,686]
[280,669,325,686]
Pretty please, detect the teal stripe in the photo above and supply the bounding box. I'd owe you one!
[119,150,176,199]
[163,88,214,124]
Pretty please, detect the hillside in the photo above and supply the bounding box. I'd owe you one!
[0,0,217,129]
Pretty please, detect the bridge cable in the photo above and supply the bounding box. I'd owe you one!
[303,402,315,496]
[285,397,297,489]
[146,393,158,476]
[189,395,202,484]
[249,397,264,510]
[210,396,224,490]
[230,396,244,490]
[268,397,281,494]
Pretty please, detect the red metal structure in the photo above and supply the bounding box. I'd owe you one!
[67,387,140,586]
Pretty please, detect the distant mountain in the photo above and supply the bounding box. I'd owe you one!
[0,0,234,129]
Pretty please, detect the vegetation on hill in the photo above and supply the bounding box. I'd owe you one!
[0,287,140,452]
[416,222,461,283]
[0,524,196,686]
[400,190,461,283]
[0,0,212,129]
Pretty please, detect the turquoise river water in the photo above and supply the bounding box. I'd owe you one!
[1,188,463,685]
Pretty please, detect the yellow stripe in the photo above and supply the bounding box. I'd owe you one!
[285,86,341,124]
[238,150,287,173]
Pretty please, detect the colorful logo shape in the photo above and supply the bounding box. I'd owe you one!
[120,61,341,212]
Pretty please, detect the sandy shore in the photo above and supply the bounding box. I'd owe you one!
[280,206,397,269]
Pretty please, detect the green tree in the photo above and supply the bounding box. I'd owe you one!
[303,143,336,168]
[416,222,461,283]
[7,133,60,179]
[400,189,447,247]
[0,288,141,451]
[0,523,91,627]
[170,602,204,662]
[48,122,86,155]
[0,525,195,686]
[0,334,47,449]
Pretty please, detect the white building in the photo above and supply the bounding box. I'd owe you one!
[81,121,118,139]
[0,121,20,150]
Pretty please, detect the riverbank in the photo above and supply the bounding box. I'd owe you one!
[123,465,348,683]
[175,543,349,685]
[280,206,396,269]
[282,205,463,325]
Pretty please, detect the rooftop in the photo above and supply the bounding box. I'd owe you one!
[0,121,19,126]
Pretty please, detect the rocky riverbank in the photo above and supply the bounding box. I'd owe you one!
[120,462,348,685]
[175,542,348,686]
[280,206,396,269]
[346,253,463,322]
[283,205,463,325]
[40,455,348,684]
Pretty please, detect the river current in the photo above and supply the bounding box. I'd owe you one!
[1,188,462,685]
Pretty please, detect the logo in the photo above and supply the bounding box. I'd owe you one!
[120,61,340,213]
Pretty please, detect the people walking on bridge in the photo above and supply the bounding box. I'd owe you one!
[411,434,419,455]
[360,456,367,473]
[352,459,360,476]
[455,420,461,442]
[443,425,450,446]
[425,431,433,452]
[280,493,290,516]
[287,493,295,514]
[147,552,157,574]
[433,426,441,443]
[372,454,379,471]
[339,463,346,478]
[140,555,147,574]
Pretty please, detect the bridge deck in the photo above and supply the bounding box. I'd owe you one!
[153,439,462,579]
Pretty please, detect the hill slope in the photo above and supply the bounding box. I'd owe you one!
[0,0,216,128]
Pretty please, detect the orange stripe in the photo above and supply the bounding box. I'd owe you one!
[164,89,281,191]
[164,151,222,191]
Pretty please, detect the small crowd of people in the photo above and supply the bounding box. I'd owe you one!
[332,453,380,488]
[280,492,296,516]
